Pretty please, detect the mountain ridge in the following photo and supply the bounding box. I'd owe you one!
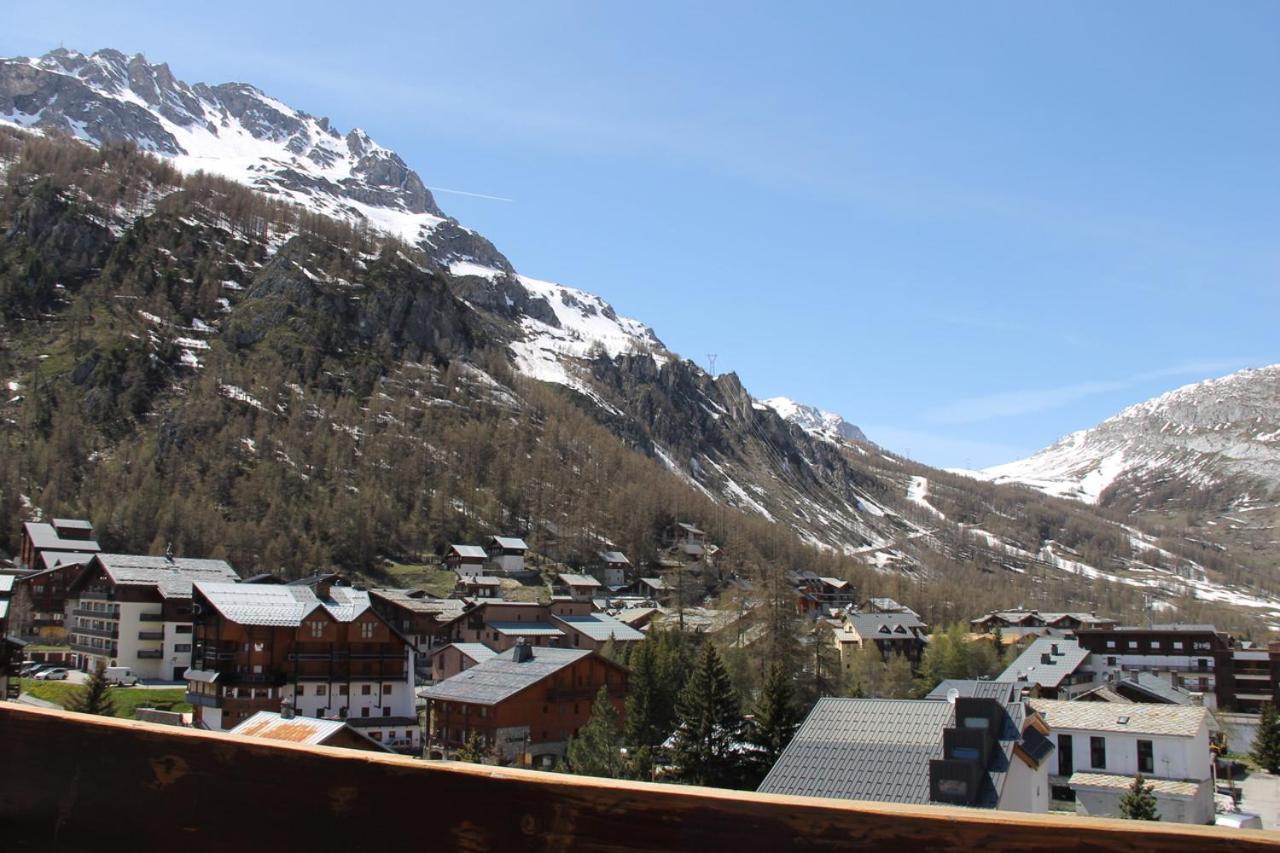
[1,48,1277,634]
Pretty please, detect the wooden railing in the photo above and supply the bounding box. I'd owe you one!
[0,703,1276,852]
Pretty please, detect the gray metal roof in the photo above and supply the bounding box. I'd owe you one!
[996,636,1090,689]
[96,554,237,598]
[23,522,102,554]
[196,581,372,626]
[37,551,93,571]
[489,536,527,551]
[557,573,601,587]
[51,518,94,530]
[0,575,13,595]
[758,697,1026,806]
[757,699,954,803]
[448,544,488,559]
[488,622,564,637]
[925,680,1021,702]
[842,612,927,639]
[422,646,592,706]
[553,614,644,642]
[449,643,499,664]
[598,551,630,565]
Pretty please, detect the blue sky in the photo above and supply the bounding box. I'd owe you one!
[4,2,1278,468]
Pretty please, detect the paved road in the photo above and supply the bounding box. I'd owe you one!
[1240,772,1280,829]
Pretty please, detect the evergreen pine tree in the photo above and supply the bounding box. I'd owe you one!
[1118,774,1160,821]
[566,686,625,779]
[1252,703,1280,774]
[66,662,116,717]
[625,640,663,748]
[745,661,801,785]
[671,643,746,788]
[991,625,1006,662]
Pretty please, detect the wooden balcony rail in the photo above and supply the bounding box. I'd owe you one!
[0,703,1276,852]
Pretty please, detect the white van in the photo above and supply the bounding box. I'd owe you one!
[1215,812,1263,830]
[104,666,139,686]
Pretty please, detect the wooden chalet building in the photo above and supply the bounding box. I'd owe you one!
[1073,624,1236,709]
[554,573,602,602]
[422,642,628,767]
[430,642,498,681]
[590,551,631,588]
[835,612,929,664]
[7,558,89,641]
[485,536,528,574]
[664,522,707,559]
[971,609,1117,638]
[454,600,644,655]
[444,544,488,576]
[18,519,100,571]
[65,554,239,680]
[186,580,419,752]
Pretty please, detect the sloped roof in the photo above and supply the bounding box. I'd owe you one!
[488,622,564,637]
[1069,772,1203,797]
[23,522,101,554]
[842,612,926,640]
[818,577,850,590]
[1030,699,1209,738]
[422,646,592,706]
[230,711,388,751]
[676,522,705,536]
[553,613,645,642]
[489,536,527,551]
[37,551,93,572]
[369,588,467,621]
[449,643,499,665]
[639,577,669,590]
[759,698,1001,804]
[196,581,373,626]
[996,636,1090,689]
[925,680,1021,702]
[557,573,601,588]
[0,575,13,596]
[448,545,487,559]
[95,554,237,598]
[598,551,630,565]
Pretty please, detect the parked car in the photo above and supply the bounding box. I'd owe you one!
[19,662,43,676]
[22,663,49,677]
[104,666,139,686]
[34,668,68,680]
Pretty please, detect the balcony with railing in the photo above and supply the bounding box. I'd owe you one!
[137,631,165,641]
[139,612,165,622]
[73,625,118,640]
[136,650,164,659]
[69,641,115,656]
[0,704,1269,852]
[72,608,118,620]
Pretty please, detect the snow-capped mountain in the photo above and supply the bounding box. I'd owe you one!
[982,365,1280,505]
[0,48,668,398]
[759,397,867,444]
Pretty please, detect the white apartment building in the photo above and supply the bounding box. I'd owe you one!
[66,554,239,681]
[1031,699,1215,824]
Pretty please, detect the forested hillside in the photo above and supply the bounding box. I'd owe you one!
[1,125,1276,635]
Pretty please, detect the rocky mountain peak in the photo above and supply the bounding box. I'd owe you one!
[760,396,868,444]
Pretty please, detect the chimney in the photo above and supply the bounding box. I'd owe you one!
[1040,653,1052,665]
[281,695,295,720]
[513,638,533,663]
[316,577,333,601]
[164,542,174,563]
[1051,643,1060,656]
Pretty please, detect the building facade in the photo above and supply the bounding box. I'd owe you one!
[422,644,628,767]
[65,554,239,680]
[186,580,418,752]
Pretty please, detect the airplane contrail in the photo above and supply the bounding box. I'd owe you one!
[426,186,514,203]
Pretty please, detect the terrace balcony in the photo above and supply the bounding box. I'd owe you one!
[137,631,165,641]
[136,650,164,659]
[0,704,1268,852]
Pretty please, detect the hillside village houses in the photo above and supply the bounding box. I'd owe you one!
[4,506,1278,826]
